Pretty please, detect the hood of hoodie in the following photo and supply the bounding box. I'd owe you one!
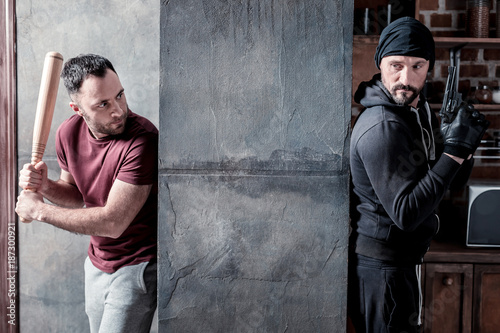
[354,73,437,162]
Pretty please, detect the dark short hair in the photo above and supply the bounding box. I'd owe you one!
[61,54,117,96]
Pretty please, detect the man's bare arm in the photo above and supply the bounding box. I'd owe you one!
[16,179,152,238]
[42,169,85,208]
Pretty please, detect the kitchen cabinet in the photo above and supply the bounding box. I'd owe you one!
[472,264,500,332]
[422,241,500,333]
[422,263,472,333]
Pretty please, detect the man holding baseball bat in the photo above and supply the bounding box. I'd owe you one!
[16,54,158,333]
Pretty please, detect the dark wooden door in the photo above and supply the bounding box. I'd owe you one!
[0,0,18,332]
[473,264,500,333]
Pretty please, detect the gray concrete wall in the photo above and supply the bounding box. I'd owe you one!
[16,1,159,332]
[159,1,353,332]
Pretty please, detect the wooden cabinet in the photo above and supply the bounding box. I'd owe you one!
[422,241,500,333]
[473,265,500,332]
[422,263,473,332]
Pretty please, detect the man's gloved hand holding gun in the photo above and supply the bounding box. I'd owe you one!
[440,66,490,159]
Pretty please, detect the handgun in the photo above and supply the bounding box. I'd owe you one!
[439,65,462,123]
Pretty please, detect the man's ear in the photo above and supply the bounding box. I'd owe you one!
[69,102,83,116]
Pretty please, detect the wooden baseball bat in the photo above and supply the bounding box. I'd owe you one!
[21,51,63,222]
[31,51,64,164]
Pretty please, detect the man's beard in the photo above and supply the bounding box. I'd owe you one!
[390,83,420,106]
[82,107,129,138]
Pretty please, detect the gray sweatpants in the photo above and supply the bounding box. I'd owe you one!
[84,257,157,333]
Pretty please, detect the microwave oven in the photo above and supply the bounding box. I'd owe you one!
[466,185,500,247]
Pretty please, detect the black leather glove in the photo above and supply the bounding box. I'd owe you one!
[440,103,490,159]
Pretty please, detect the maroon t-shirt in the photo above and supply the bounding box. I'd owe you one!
[56,111,158,273]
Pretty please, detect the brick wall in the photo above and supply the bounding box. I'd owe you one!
[418,0,500,102]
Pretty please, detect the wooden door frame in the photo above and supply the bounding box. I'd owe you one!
[0,0,19,332]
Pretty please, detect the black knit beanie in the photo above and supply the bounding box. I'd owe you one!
[374,17,435,70]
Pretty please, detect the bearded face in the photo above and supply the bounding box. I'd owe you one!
[379,55,429,107]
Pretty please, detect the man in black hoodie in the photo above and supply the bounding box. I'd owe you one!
[349,17,489,333]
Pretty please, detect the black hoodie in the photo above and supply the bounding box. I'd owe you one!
[350,74,472,263]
